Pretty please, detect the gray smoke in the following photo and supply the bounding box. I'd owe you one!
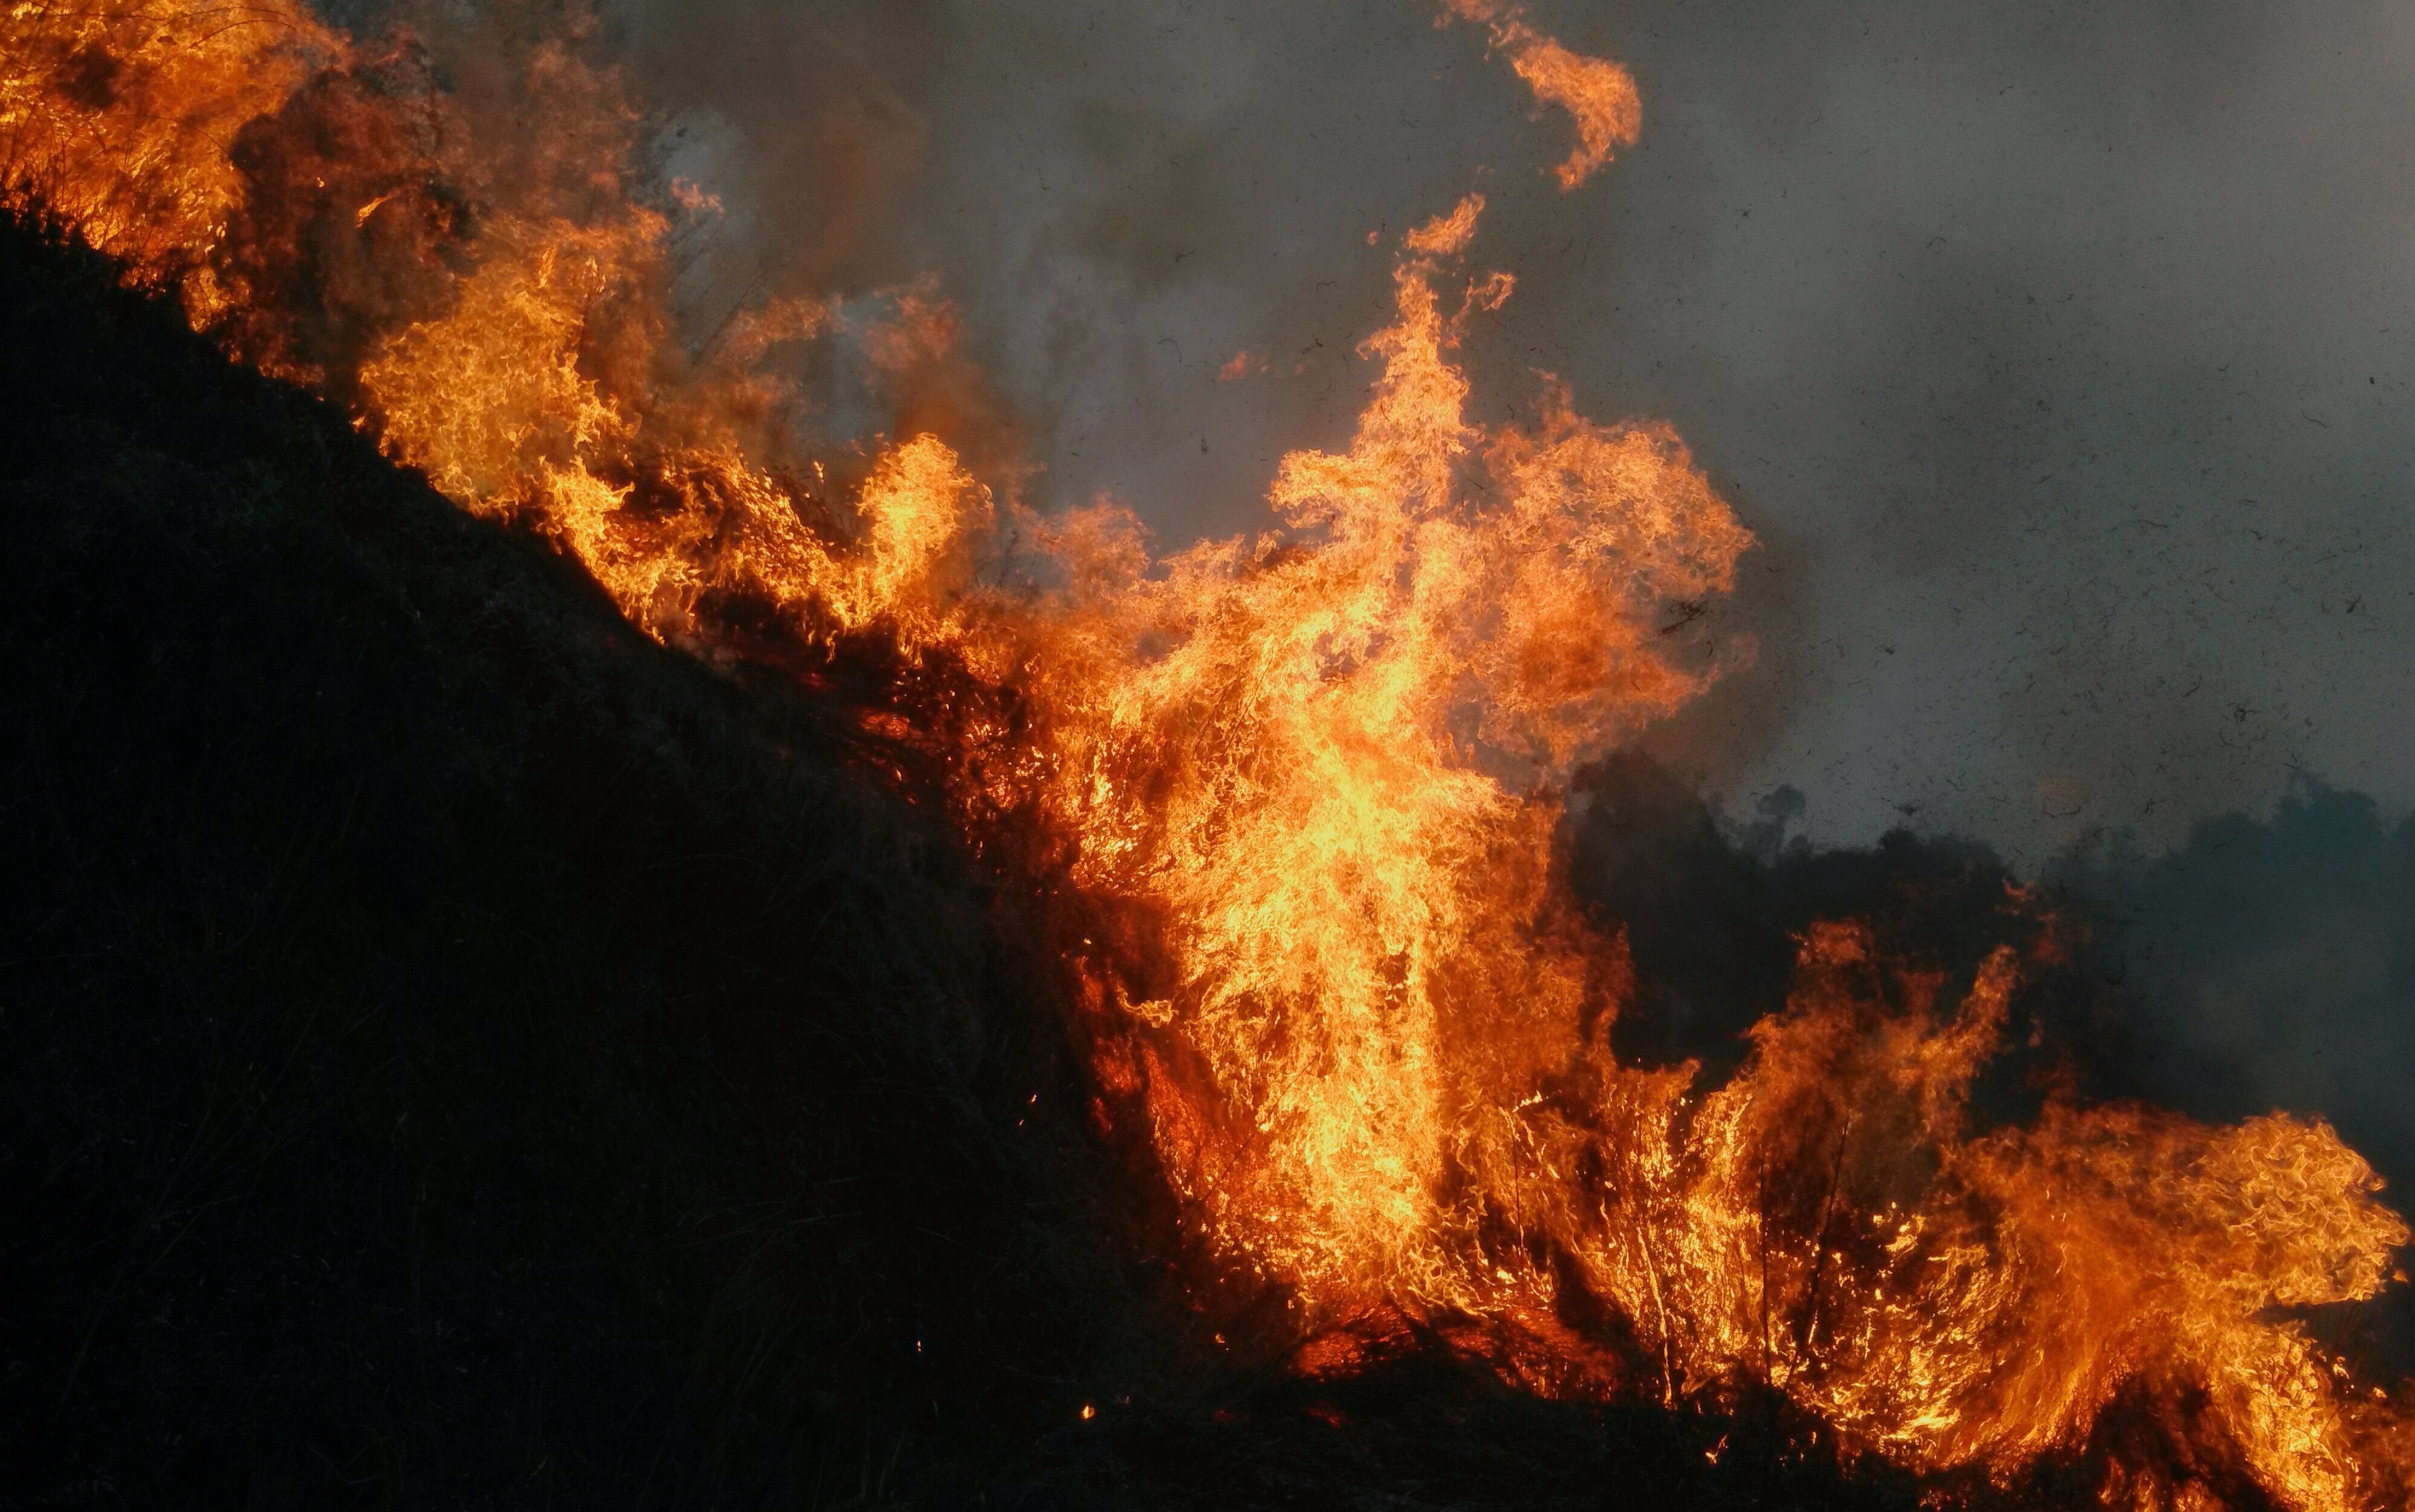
[2053,782,2415,1196]
[597,0,2415,867]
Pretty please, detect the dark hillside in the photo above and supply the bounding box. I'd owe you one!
[0,216,1134,1507]
[0,216,2022,1510]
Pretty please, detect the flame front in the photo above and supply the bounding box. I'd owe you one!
[991,190,1754,1307]
[7,5,2409,1507]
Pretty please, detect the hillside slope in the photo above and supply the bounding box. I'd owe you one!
[0,216,1142,1507]
[0,217,2036,1511]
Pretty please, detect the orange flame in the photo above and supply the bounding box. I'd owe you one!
[990,191,1751,1307]
[0,0,338,319]
[7,5,2409,1507]
[1435,1,1643,189]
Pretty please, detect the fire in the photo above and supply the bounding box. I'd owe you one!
[999,188,1753,1304]
[6,4,2409,1507]
[1434,0,1643,189]
[0,0,337,320]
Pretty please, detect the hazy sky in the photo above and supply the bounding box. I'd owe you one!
[612,0,2415,862]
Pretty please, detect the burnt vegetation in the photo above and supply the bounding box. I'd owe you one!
[1,213,2407,1508]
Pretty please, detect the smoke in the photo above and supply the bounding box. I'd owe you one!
[577,0,2414,865]
[2054,782,2415,1198]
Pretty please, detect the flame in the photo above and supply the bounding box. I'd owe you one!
[0,0,338,320]
[1434,1,1642,190]
[7,5,2410,1507]
[995,190,1752,1304]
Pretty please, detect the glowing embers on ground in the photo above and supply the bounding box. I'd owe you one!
[5,4,2411,1507]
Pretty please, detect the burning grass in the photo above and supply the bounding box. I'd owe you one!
[0,198,1997,1512]
[5,2,2411,1505]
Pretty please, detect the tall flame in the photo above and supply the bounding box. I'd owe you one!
[5,5,2408,1507]
[997,190,1751,1302]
